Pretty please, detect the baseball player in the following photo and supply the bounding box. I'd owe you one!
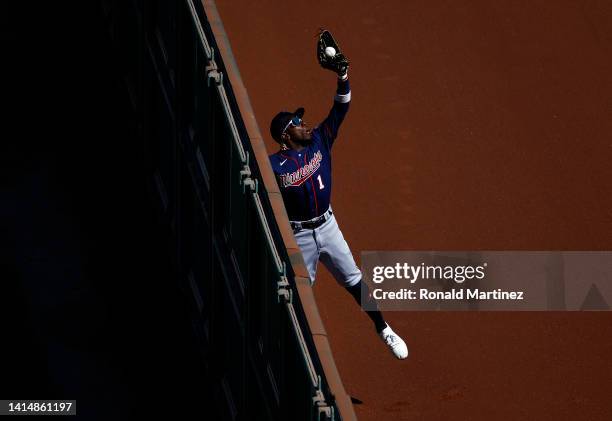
[268,30,408,359]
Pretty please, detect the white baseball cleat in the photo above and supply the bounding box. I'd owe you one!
[379,325,408,360]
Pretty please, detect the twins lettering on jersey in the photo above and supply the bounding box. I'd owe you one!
[280,150,323,187]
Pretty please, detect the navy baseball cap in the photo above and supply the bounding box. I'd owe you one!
[270,107,305,143]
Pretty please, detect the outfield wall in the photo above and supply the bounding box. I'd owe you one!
[102,0,356,419]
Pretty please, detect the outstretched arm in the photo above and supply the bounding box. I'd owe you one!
[316,29,351,148]
[318,73,351,148]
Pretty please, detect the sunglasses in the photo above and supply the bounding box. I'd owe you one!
[282,115,303,135]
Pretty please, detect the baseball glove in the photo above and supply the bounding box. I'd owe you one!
[316,29,349,76]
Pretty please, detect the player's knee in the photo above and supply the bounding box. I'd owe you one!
[344,271,361,288]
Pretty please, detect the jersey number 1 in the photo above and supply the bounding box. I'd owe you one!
[317,175,325,190]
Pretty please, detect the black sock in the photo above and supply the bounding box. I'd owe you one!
[345,281,388,333]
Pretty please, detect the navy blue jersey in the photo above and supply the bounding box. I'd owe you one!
[269,79,351,221]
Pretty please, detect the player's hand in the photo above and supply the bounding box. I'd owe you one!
[317,29,350,77]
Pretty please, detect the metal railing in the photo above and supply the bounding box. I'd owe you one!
[185,1,337,418]
[103,0,356,418]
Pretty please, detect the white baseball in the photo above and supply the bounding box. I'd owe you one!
[324,46,336,58]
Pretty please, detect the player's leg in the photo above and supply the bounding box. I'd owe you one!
[318,215,409,359]
[293,228,320,284]
[317,215,386,330]
[316,215,360,286]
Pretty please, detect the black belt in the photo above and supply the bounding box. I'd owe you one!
[290,209,333,232]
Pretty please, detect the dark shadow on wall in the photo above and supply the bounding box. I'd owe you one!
[1,2,211,419]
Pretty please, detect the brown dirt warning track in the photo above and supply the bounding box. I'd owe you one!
[215,1,612,419]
